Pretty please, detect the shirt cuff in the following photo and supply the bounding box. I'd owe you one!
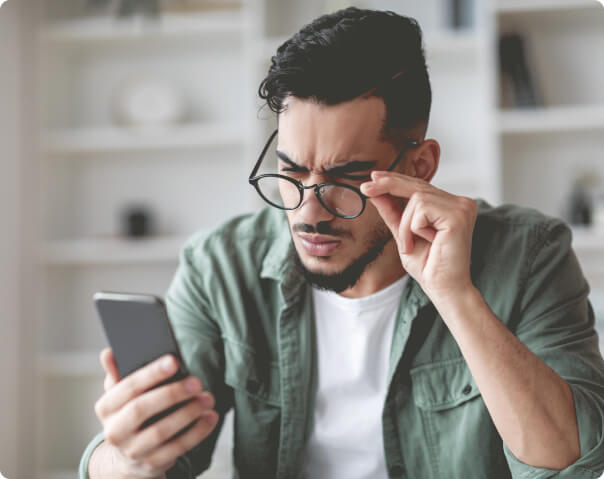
[78,430,194,479]
[78,431,105,479]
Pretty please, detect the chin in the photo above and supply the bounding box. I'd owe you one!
[296,244,346,271]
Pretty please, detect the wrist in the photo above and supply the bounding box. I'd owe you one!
[431,285,484,327]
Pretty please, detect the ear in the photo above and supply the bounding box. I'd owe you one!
[407,139,440,183]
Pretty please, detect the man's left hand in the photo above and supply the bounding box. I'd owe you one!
[360,170,478,303]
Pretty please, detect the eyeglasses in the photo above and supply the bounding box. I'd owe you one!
[248,129,419,219]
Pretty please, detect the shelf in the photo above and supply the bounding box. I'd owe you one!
[498,104,604,134]
[496,0,601,13]
[424,30,482,57]
[44,123,246,154]
[571,226,604,251]
[37,352,102,377]
[41,11,246,44]
[40,235,190,265]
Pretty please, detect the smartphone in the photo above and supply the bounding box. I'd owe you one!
[93,291,193,431]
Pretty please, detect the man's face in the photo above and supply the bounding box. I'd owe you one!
[277,96,409,292]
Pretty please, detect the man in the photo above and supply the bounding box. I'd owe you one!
[80,8,604,479]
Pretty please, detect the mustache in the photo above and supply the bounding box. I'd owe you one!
[292,221,352,238]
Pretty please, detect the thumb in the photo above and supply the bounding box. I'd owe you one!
[100,347,120,390]
[368,195,404,238]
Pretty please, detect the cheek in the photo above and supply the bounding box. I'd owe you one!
[346,206,387,240]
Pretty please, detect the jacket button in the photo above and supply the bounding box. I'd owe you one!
[389,464,404,476]
[462,384,472,395]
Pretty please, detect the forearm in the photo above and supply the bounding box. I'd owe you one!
[88,440,167,479]
[433,287,581,470]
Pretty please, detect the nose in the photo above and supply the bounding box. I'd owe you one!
[297,176,335,224]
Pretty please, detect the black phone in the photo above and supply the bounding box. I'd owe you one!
[93,291,193,430]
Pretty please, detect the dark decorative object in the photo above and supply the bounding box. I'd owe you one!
[122,204,154,237]
[568,180,593,227]
[84,0,160,19]
[499,33,542,108]
[117,0,160,18]
[448,0,474,30]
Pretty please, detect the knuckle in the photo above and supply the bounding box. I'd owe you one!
[94,398,107,419]
[104,426,119,446]
[126,398,145,423]
[124,378,139,399]
[122,444,140,461]
[144,454,165,471]
[168,432,188,457]
[151,423,168,445]
[412,191,427,205]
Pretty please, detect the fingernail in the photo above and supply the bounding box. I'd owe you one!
[360,182,374,193]
[203,412,218,426]
[372,171,386,179]
[161,355,175,372]
[185,378,200,392]
[199,393,213,408]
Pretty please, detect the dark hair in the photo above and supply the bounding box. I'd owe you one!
[258,7,432,145]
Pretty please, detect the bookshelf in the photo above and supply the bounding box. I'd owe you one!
[20,0,604,477]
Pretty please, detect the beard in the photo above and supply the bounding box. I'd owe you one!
[292,223,393,293]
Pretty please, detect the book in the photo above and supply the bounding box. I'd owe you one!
[499,33,542,108]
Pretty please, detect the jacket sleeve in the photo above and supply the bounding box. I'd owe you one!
[162,239,234,477]
[503,220,604,478]
[78,239,232,479]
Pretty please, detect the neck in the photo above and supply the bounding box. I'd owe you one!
[338,241,407,298]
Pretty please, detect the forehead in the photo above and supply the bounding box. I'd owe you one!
[277,96,393,164]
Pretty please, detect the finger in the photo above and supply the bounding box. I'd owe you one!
[104,373,117,392]
[109,376,205,440]
[360,171,426,199]
[100,348,120,389]
[368,195,404,236]
[410,209,437,244]
[399,197,417,255]
[121,394,212,458]
[412,226,437,244]
[139,412,219,472]
[95,354,180,420]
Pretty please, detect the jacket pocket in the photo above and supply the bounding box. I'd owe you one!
[224,338,281,406]
[411,356,480,411]
[410,357,509,479]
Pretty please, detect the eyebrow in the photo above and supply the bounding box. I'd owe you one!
[276,150,377,173]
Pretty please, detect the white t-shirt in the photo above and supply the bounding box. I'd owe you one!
[303,274,410,479]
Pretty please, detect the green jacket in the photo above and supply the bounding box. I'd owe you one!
[80,199,604,479]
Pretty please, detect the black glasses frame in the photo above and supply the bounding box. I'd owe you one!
[248,129,419,219]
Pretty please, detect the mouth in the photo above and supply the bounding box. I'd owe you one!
[298,234,342,256]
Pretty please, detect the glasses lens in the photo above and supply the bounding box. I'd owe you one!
[318,184,364,217]
[255,176,301,209]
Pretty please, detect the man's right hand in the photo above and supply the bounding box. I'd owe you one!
[92,347,219,478]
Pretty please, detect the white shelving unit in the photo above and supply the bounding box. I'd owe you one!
[40,235,190,265]
[25,0,604,477]
[498,104,604,134]
[44,123,246,154]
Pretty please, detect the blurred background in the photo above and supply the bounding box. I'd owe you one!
[1,0,603,477]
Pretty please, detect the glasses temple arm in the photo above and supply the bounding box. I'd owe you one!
[249,129,279,180]
[386,141,419,172]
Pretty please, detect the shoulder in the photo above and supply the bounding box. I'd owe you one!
[178,207,291,277]
[472,198,573,261]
